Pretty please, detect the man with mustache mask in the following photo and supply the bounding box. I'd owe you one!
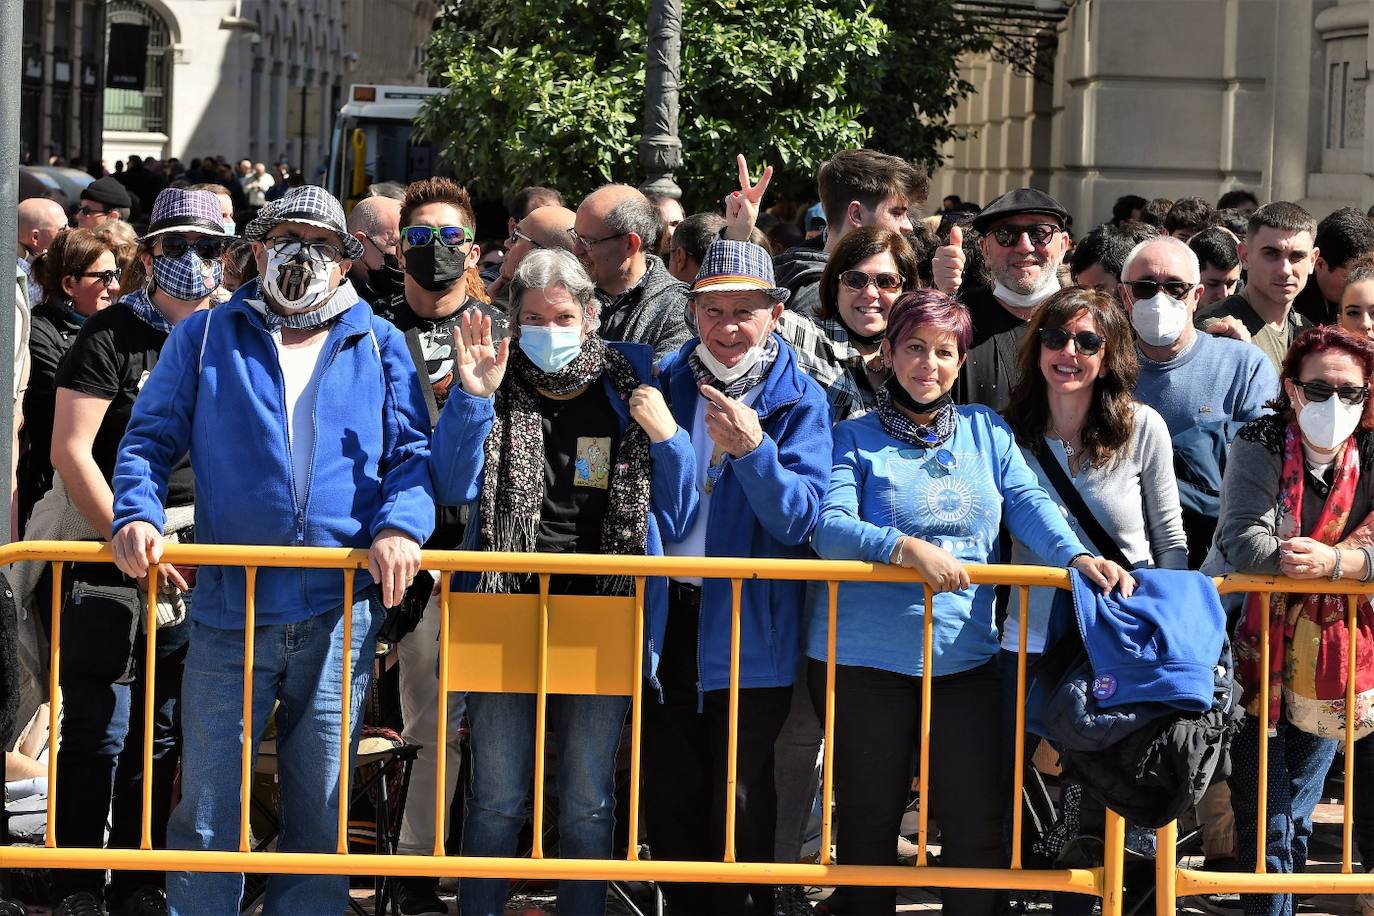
[108,184,434,916]
[946,188,1072,410]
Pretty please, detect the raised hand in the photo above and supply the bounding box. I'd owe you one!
[933,224,966,294]
[455,308,509,398]
[723,154,774,242]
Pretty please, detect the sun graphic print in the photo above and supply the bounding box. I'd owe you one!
[887,447,999,557]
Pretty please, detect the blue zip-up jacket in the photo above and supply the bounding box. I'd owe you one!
[112,281,436,628]
[429,341,696,680]
[656,334,832,693]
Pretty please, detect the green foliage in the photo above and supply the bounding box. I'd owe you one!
[421,0,989,208]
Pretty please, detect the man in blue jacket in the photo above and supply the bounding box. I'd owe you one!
[110,186,435,916]
[648,240,832,915]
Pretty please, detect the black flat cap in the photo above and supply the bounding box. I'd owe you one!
[971,188,1069,233]
[81,176,132,209]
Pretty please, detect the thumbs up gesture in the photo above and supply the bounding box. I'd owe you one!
[933,224,966,294]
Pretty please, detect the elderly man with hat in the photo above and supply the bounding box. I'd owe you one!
[109,185,435,916]
[932,187,1072,410]
[76,176,133,230]
[646,239,832,915]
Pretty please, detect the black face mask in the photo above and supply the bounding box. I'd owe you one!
[404,244,467,293]
[885,374,952,414]
[837,312,885,347]
[369,252,406,298]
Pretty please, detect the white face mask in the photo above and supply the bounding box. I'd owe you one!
[1131,291,1190,347]
[694,340,767,384]
[1296,390,1364,452]
[262,247,333,314]
[992,272,1060,310]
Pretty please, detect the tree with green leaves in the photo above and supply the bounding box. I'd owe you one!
[421,0,997,209]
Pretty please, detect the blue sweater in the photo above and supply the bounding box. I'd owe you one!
[656,335,832,692]
[1133,331,1277,436]
[807,406,1087,677]
[429,342,696,684]
[112,286,436,628]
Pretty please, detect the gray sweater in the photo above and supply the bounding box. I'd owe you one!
[1202,414,1374,576]
[597,255,691,364]
[1007,403,1189,653]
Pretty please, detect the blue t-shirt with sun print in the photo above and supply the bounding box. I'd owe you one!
[806,405,1087,677]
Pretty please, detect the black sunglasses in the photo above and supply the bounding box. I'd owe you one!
[160,235,230,260]
[1293,379,1369,405]
[1039,326,1105,356]
[77,268,121,286]
[1126,278,1196,300]
[988,223,1059,247]
[839,269,903,292]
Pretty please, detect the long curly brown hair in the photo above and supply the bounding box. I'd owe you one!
[1004,287,1139,469]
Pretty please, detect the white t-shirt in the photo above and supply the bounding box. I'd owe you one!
[665,385,763,585]
[273,332,329,508]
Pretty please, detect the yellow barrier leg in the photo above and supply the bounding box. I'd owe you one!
[627,577,646,861]
[240,567,257,853]
[434,573,452,857]
[1257,592,1270,876]
[1011,585,1030,870]
[916,584,934,868]
[140,567,159,850]
[532,574,550,858]
[1346,595,1358,874]
[1100,808,1126,916]
[724,578,743,863]
[45,561,63,848]
[820,580,838,866]
[1155,820,1178,916]
[337,568,355,855]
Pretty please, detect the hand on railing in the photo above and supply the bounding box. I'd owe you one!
[1070,554,1136,597]
[369,527,422,608]
[112,520,165,581]
[890,535,970,593]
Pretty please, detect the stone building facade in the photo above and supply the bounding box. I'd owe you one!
[20,0,108,166]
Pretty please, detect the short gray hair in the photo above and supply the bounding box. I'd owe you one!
[604,192,660,251]
[1120,235,1201,285]
[510,248,599,329]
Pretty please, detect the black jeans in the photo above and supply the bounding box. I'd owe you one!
[643,582,792,915]
[808,657,1007,916]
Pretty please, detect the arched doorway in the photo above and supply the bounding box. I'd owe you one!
[102,0,173,161]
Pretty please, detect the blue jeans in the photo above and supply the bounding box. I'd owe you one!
[460,692,630,916]
[1229,714,1338,916]
[166,590,383,916]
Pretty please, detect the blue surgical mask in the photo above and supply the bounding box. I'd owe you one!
[519,324,583,373]
[152,251,222,302]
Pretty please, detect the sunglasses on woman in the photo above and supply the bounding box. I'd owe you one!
[403,225,475,249]
[839,270,903,292]
[1293,379,1369,405]
[1039,326,1105,355]
[76,268,121,287]
[160,236,230,260]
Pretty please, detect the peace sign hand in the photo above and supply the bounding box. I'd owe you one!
[723,154,774,242]
[455,309,509,399]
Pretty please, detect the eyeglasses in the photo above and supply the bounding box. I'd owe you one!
[1293,379,1369,405]
[839,270,903,292]
[569,229,628,250]
[76,205,112,218]
[264,237,345,263]
[365,234,398,255]
[1126,278,1196,300]
[1039,326,1105,356]
[402,225,475,249]
[987,223,1060,247]
[160,235,231,260]
[507,227,543,249]
[76,268,121,287]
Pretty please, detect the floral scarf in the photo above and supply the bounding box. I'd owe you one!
[874,386,957,448]
[477,335,652,596]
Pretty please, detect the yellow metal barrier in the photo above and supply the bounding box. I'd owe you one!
[0,541,1122,911]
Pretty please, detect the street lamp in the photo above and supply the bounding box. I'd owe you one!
[638,0,682,200]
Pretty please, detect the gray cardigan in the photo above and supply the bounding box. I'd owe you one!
[1202,414,1374,576]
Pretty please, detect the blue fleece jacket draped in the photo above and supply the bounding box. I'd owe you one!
[656,335,832,693]
[112,283,436,628]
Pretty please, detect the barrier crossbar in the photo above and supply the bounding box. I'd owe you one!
[0,541,1128,911]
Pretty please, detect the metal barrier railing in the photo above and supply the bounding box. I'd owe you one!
[1151,572,1374,914]
[0,542,1129,911]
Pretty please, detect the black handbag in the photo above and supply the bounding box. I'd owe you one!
[377,570,437,644]
[60,582,143,685]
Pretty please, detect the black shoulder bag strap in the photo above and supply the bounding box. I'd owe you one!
[1037,448,1134,571]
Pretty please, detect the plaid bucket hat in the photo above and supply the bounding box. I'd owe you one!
[689,239,790,303]
[244,185,364,260]
[139,187,234,241]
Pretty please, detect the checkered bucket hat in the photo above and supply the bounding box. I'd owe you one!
[139,188,234,241]
[244,186,364,259]
[689,239,789,303]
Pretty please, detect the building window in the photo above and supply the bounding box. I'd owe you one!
[103,0,170,134]
[21,87,41,164]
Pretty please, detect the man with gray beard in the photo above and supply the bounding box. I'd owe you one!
[951,188,1071,409]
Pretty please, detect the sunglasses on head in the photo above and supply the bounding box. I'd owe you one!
[77,268,121,287]
[839,269,903,292]
[987,223,1059,247]
[1039,326,1105,355]
[1293,379,1369,405]
[1127,278,1196,300]
[403,225,475,249]
[159,236,230,260]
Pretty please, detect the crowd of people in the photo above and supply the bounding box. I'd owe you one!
[5,144,1374,916]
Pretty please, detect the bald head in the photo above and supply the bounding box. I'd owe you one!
[501,205,577,283]
[573,184,659,294]
[348,196,403,274]
[18,197,67,258]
